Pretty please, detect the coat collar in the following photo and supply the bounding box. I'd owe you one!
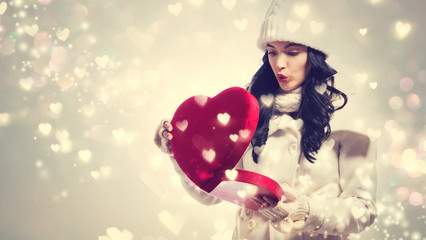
[268,114,304,137]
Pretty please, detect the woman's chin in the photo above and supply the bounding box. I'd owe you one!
[278,83,302,92]
[278,83,293,91]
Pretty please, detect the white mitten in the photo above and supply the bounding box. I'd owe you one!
[258,199,289,222]
[153,119,173,155]
[258,184,310,231]
[280,184,310,223]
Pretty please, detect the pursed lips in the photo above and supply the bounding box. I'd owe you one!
[277,73,288,82]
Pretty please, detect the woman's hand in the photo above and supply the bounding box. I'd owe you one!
[252,196,278,210]
[162,121,174,140]
[154,120,174,155]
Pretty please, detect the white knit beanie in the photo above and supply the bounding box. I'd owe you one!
[257,0,337,57]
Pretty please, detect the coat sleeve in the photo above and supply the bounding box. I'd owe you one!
[169,155,223,206]
[294,130,378,235]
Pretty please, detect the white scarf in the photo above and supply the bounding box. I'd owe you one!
[274,87,302,113]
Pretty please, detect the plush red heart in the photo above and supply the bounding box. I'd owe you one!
[170,87,282,210]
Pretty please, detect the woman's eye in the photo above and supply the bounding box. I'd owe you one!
[287,52,299,56]
[268,51,277,56]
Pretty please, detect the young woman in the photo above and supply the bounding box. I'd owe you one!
[154,1,377,239]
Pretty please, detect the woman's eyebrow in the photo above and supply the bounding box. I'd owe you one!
[266,44,275,48]
[284,43,305,49]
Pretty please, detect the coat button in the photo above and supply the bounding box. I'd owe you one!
[289,143,298,154]
[248,219,256,230]
[246,209,251,215]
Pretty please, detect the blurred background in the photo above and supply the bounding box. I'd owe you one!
[0,0,425,239]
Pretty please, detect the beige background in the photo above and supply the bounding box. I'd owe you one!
[0,0,425,239]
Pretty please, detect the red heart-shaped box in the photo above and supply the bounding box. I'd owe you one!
[170,87,283,210]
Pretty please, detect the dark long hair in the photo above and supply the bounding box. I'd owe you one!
[247,47,347,163]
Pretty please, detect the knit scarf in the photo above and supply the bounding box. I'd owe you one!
[274,87,302,113]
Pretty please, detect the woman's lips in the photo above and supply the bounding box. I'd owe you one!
[277,73,288,82]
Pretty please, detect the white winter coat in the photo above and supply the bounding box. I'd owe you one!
[170,112,377,240]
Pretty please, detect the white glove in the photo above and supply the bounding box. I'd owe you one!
[254,184,310,231]
[153,119,173,155]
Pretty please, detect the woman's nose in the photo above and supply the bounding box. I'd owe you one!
[277,54,287,69]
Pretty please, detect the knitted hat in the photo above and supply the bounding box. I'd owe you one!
[257,0,336,57]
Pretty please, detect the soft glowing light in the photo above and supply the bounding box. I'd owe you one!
[388,96,403,110]
[395,187,409,202]
[0,3,7,16]
[310,21,324,34]
[236,190,246,198]
[61,190,68,198]
[100,166,111,177]
[81,22,89,30]
[239,129,250,139]
[202,149,216,162]
[190,0,203,7]
[411,232,422,240]
[50,144,60,152]
[18,10,26,18]
[234,18,248,31]
[408,192,423,206]
[217,113,230,125]
[0,113,10,126]
[222,0,236,10]
[367,128,381,140]
[422,138,426,151]
[73,4,88,19]
[384,120,398,132]
[49,102,63,114]
[369,82,378,89]
[0,24,6,37]
[168,2,182,16]
[353,119,364,129]
[56,28,70,42]
[35,160,43,168]
[229,134,238,142]
[260,94,274,107]
[13,0,23,7]
[401,148,422,176]
[194,95,208,106]
[400,77,414,92]
[406,93,420,111]
[95,55,109,68]
[176,120,188,131]
[49,46,68,72]
[57,75,74,90]
[395,21,412,39]
[225,169,238,180]
[38,122,52,135]
[390,129,405,142]
[33,31,51,51]
[356,73,368,83]
[402,148,416,162]
[294,3,309,18]
[37,0,52,5]
[78,149,92,162]
[370,0,382,4]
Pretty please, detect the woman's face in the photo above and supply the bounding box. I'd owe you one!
[266,41,310,91]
